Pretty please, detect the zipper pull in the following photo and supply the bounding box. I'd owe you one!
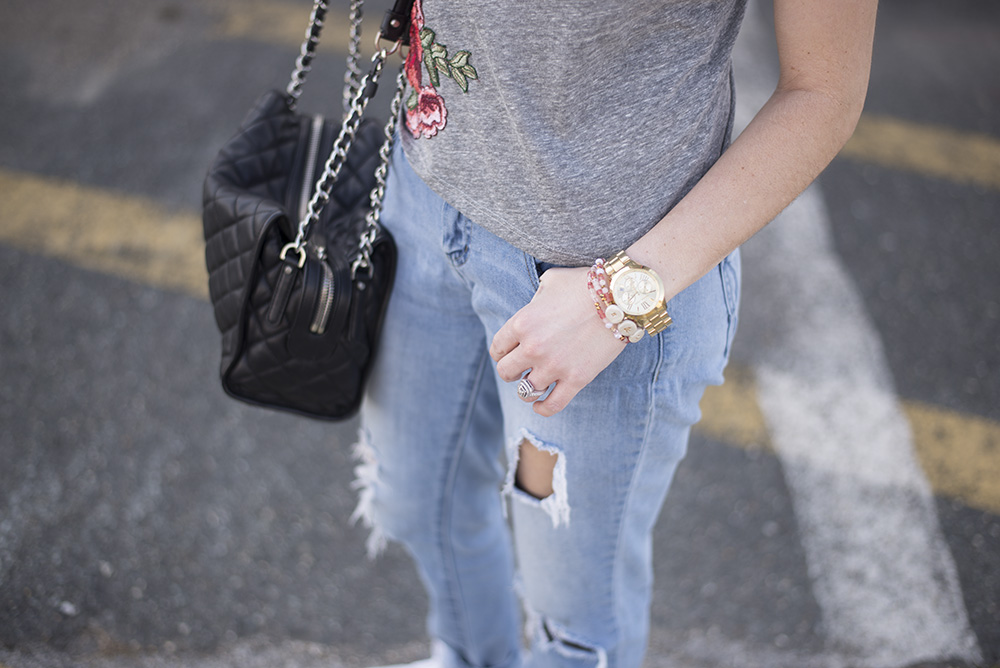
[309,259,336,334]
[267,258,300,325]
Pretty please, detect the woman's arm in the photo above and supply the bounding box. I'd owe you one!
[630,0,878,296]
[490,0,878,417]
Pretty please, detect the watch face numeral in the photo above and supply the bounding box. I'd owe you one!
[613,269,662,315]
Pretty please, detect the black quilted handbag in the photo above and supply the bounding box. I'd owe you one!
[202,0,411,420]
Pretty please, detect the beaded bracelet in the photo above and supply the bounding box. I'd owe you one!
[586,267,627,342]
[586,258,646,343]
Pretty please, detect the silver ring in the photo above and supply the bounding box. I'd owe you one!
[517,378,544,401]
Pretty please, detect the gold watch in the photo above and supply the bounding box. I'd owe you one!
[604,251,672,335]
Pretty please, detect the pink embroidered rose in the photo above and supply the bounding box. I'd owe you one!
[406,86,448,138]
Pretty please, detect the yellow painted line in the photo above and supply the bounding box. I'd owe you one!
[2,168,999,515]
[840,114,1000,190]
[216,3,372,57]
[905,399,1000,514]
[0,169,207,299]
[699,363,1000,515]
[697,364,773,452]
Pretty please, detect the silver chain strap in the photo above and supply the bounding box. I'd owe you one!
[281,1,407,278]
[353,68,408,277]
[286,0,329,107]
[343,0,364,116]
[286,49,386,252]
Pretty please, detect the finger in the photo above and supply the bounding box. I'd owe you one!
[495,347,529,383]
[532,381,577,417]
[489,323,519,363]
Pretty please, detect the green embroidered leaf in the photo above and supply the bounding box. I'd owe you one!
[424,51,441,87]
[415,27,476,95]
[406,90,418,109]
[419,28,435,48]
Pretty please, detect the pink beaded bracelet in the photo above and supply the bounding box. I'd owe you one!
[586,258,645,343]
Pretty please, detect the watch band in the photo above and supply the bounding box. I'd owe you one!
[640,306,673,335]
[604,250,633,277]
[605,251,673,335]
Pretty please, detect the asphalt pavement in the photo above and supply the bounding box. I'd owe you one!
[1,1,997,667]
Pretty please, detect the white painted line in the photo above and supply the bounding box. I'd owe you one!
[734,3,982,664]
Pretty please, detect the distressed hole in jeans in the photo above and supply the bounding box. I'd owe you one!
[516,439,557,499]
[502,429,570,528]
[349,426,388,559]
[536,617,608,668]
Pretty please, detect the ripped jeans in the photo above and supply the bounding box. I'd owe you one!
[355,142,740,668]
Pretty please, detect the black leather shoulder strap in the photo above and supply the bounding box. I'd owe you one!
[380,0,416,45]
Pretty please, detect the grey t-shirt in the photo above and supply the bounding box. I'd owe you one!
[400,0,747,265]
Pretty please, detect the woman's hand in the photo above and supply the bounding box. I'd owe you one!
[489,267,627,417]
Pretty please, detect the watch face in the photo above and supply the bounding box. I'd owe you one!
[610,268,664,316]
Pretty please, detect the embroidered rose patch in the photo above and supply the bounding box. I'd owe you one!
[405,0,478,139]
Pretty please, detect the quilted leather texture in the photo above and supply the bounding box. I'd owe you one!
[202,89,396,420]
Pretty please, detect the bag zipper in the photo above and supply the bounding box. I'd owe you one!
[310,258,335,334]
[297,114,337,336]
[298,114,325,223]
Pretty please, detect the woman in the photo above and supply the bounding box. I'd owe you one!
[354,0,877,666]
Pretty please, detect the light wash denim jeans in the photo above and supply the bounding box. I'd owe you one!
[355,141,740,668]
